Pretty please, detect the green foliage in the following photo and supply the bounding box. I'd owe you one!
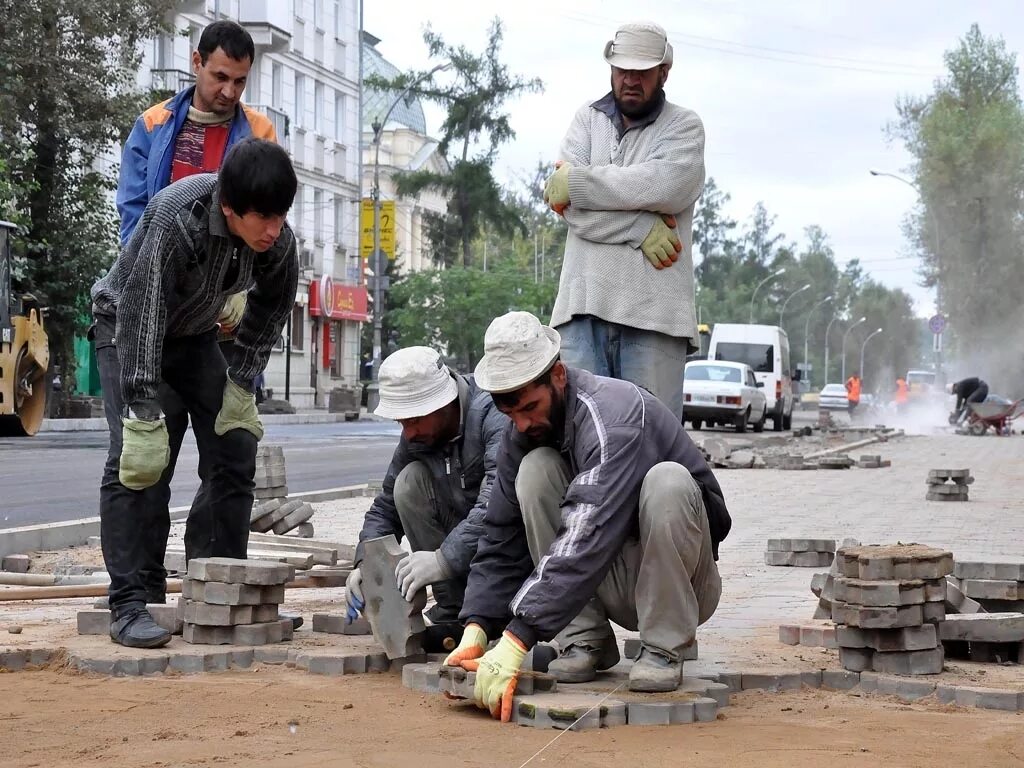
[366,19,543,267]
[0,0,174,401]
[891,24,1024,388]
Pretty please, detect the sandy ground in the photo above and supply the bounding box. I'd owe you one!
[1,669,1022,768]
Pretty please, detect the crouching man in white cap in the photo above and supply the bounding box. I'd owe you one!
[443,311,731,721]
[541,21,704,420]
[346,347,509,626]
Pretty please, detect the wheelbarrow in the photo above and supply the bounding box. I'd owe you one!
[961,399,1024,436]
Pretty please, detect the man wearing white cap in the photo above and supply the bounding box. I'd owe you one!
[443,312,730,720]
[345,347,509,626]
[542,21,704,421]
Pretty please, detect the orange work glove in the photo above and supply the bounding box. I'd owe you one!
[461,630,528,722]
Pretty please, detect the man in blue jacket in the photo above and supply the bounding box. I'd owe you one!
[443,311,730,720]
[346,347,509,625]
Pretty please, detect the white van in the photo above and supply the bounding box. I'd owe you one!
[707,323,794,431]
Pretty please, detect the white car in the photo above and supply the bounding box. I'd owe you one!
[819,383,850,411]
[683,360,768,433]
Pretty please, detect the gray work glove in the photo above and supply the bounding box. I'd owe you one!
[345,567,363,623]
[395,550,453,602]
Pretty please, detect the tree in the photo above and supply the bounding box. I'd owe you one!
[0,0,173,402]
[891,24,1024,389]
[366,19,543,267]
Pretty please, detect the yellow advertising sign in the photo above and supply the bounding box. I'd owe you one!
[360,199,396,259]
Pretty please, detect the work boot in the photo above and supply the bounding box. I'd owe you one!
[628,646,682,692]
[547,641,620,683]
[110,601,171,649]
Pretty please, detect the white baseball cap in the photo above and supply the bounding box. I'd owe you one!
[375,346,459,420]
[603,22,673,71]
[474,312,561,394]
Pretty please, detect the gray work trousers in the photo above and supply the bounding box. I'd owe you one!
[393,461,466,614]
[516,447,721,661]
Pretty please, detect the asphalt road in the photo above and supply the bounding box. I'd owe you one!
[0,421,401,529]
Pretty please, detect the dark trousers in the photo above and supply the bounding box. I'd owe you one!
[958,383,989,421]
[94,314,257,611]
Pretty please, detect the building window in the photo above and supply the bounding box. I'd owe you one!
[272,62,283,107]
[294,0,303,18]
[313,188,323,242]
[314,0,325,30]
[292,184,304,231]
[294,73,306,129]
[334,0,343,38]
[290,304,304,351]
[189,25,202,54]
[334,195,346,244]
[314,81,324,134]
[155,33,174,70]
[334,91,345,142]
[329,321,344,377]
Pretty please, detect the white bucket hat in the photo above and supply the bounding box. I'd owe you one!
[374,346,459,420]
[603,21,673,71]
[474,312,561,394]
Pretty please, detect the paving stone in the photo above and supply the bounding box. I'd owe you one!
[311,612,372,635]
[818,455,854,469]
[810,572,828,596]
[203,651,232,672]
[837,624,938,652]
[167,653,207,673]
[922,602,946,624]
[254,647,290,665]
[821,669,861,690]
[961,579,1020,601]
[253,484,289,501]
[147,603,183,635]
[871,646,944,675]
[839,646,874,672]
[437,665,543,696]
[250,498,283,525]
[306,653,377,676]
[182,580,285,606]
[832,601,924,629]
[833,578,927,607]
[183,601,279,626]
[799,625,838,649]
[936,684,1023,711]
[232,618,294,645]
[230,649,255,668]
[765,551,834,567]
[186,557,294,586]
[709,671,743,692]
[836,544,954,581]
[292,522,315,538]
[271,502,315,535]
[693,697,719,722]
[250,497,301,531]
[945,577,986,614]
[626,701,689,726]
[360,534,426,659]
[926,491,969,502]
[976,598,1024,613]
[924,579,947,602]
[77,609,110,635]
[740,671,803,691]
[512,692,628,730]
[2,554,31,573]
[766,538,836,553]
[873,674,936,700]
[855,671,879,692]
[778,624,800,645]
[939,613,1024,643]
[954,558,1024,581]
[928,468,971,481]
[800,670,823,688]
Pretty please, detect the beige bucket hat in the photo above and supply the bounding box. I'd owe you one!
[603,21,673,70]
[374,346,459,420]
[474,312,562,394]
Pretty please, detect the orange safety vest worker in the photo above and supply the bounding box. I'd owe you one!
[845,376,861,404]
[895,377,908,405]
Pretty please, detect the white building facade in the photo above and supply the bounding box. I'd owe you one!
[135,0,366,408]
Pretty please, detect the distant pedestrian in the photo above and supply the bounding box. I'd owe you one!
[845,373,861,416]
[894,376,908,412]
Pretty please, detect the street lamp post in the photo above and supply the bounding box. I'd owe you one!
[803,294,832,390]
[859,327,884,384]
[824,313,841,384]
[779,282,811,329]
[748,267,786,324]
[369,62,450,407]
[841,316,867,382]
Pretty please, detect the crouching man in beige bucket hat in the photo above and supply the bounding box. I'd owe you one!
[345,346,509,628]
[442,311,732,721]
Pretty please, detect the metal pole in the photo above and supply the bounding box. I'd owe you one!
[779,283,811,330]
[284,309,292,401]
[841,317,867,382]
[824,313,841,384]
[860,328,883,384]
[748,268,785,324]
[804,294,832,390]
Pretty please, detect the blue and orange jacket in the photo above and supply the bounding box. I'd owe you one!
[116,86,277,244]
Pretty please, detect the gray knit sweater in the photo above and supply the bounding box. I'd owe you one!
[91,174,297,411]
[551,93,705,341]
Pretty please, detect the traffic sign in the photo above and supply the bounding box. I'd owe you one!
[928,314,946,335]
[360,199,396,260]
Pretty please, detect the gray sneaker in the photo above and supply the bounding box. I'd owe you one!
[109,602,171,649]
[629,646,682,692]
[547,642,621,683]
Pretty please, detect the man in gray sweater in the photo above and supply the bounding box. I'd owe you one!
[91,139,298,648]
[543,21,705,421]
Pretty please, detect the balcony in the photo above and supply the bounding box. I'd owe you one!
[150,69,195,101]
[250,105,290,141]
[238,0,292,53]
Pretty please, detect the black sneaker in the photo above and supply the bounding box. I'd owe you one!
[110,602,171,649]
[279,611,304,631]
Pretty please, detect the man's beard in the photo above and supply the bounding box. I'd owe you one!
[527,386,566,445]
[613,84,665,121]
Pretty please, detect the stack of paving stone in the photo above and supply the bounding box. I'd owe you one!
[926,468,972,502]
[249,446,315,537]
[949,557,1024,612]
[182,557,295,645]
[766,538,835,568]
[857,454,891,469]
[817,454,854,470]
[939,612,1024,663]
[943,557,1024,662]
[832,544,952,675]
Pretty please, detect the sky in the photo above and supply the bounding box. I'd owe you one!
[364,0,1024,318]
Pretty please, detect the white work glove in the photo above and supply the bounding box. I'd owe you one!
[345,567,363,623]
[395,549,452,602]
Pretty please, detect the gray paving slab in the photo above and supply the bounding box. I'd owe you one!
[182,580,285,606]
[311,612,372,635]
[360,534,426,659]
[939,613,1024,643]
[871,646,944,675]
[186,557,294,586]
[953,558,1024,581]
[512,692,628,730]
